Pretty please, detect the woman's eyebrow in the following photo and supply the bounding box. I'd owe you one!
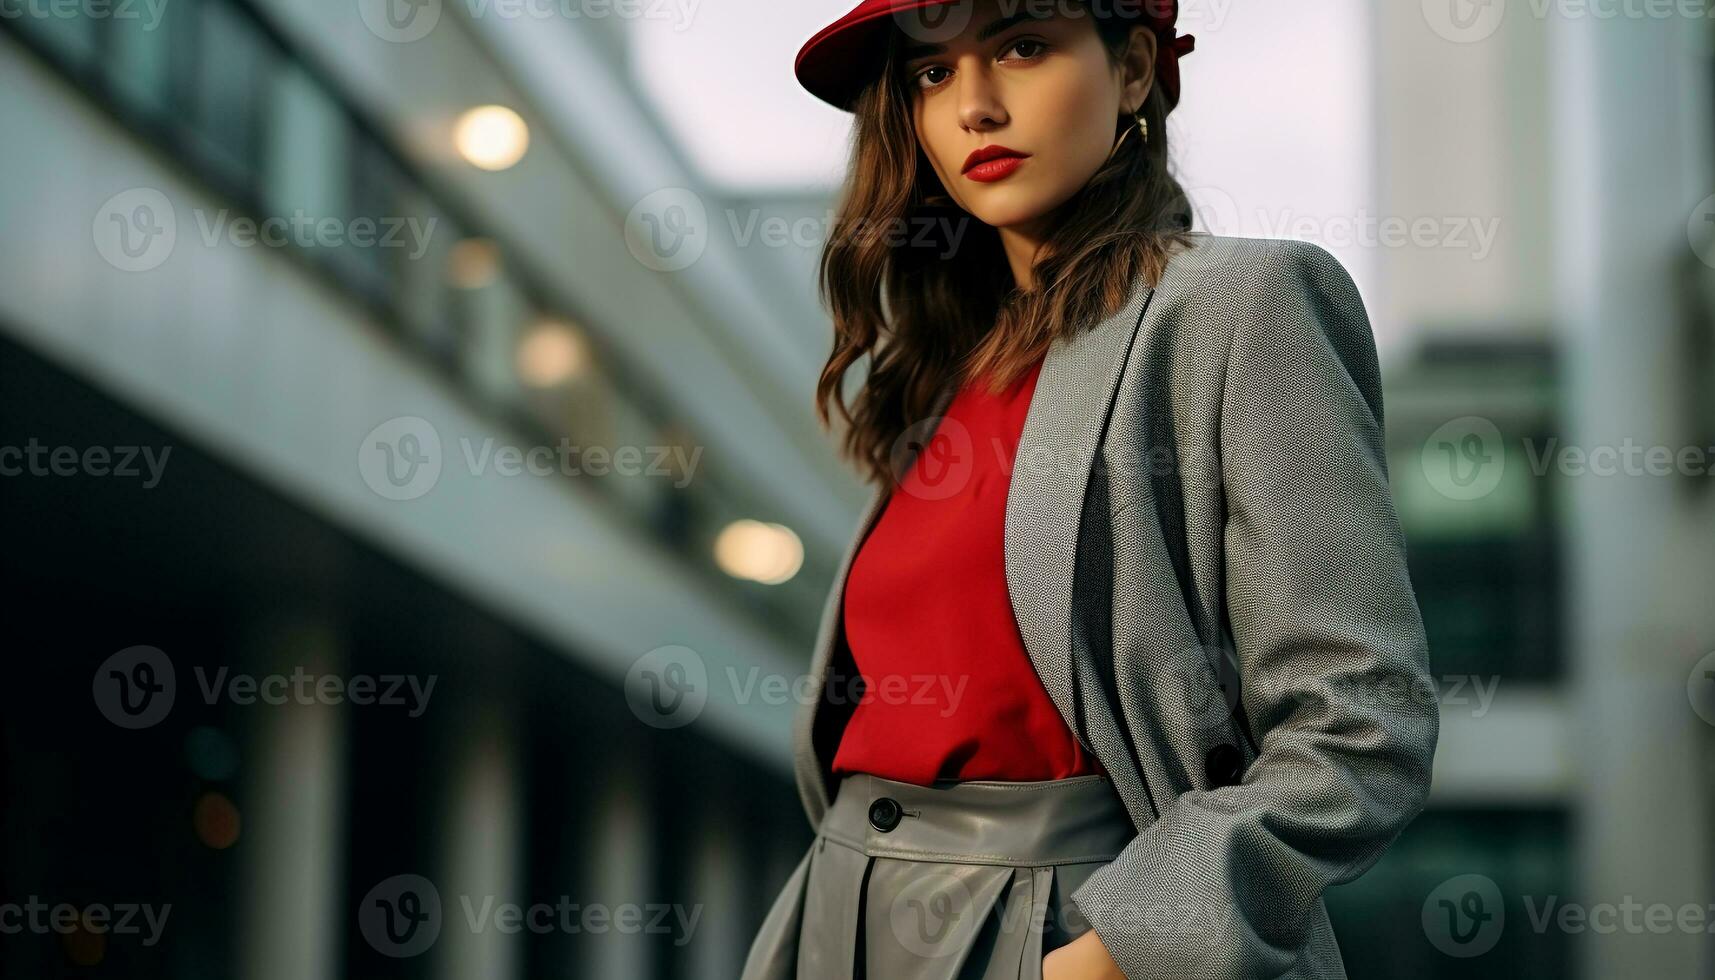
[899,10,1047,62]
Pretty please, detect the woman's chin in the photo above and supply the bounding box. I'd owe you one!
[965,197,1055,233]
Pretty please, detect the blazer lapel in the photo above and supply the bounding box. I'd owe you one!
[1004,276,1156,746]
[796,273,1153,819]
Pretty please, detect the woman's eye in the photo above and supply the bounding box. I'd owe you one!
[912,39,1046,91]
[1002,38,1047,61]
[915,66,951,90]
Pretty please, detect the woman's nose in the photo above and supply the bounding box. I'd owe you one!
[955,59,1008,131]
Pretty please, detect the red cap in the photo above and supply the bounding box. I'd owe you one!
[795,0,1195,113]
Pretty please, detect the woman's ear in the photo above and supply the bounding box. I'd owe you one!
[1118,25,1158,113]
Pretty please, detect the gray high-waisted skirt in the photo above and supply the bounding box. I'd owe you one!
[740,772,1133,980]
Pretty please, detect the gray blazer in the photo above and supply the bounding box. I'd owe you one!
[791,233,1440,979]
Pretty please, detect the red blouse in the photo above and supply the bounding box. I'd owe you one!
[830,355,1103,785]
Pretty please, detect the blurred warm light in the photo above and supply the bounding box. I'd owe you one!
[517,320,589,387]
[448,237,500,289]
[193,791,242,850]
[714,519,803,585]
[454,105,529,171]
[61,919,105,967]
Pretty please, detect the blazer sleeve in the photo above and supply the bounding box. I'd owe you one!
[1069,239,1440,978]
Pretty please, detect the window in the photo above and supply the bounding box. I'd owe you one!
[185,0,272,190]
[102,1,174,118]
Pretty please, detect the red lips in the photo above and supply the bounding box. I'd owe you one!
[961,144,1028,174]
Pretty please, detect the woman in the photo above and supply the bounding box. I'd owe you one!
[743,1,1440,977]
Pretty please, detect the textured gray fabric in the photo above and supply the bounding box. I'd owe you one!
[744,773,1134,979]
[787,233,1439,979]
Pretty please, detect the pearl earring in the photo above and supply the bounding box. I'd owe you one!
[1105,107,1149,162]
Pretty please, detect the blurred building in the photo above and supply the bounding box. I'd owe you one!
[0,0,846,974]
[2,1,1713,978]
[1319,6,1715,980]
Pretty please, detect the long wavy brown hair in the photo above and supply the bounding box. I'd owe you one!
[812,4,1198,488]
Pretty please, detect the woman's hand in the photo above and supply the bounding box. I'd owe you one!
[1041,928,1125,980]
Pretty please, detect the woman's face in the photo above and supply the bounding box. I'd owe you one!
[903,0,1154,233]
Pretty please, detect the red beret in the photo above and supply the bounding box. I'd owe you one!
[795,0,1195,112]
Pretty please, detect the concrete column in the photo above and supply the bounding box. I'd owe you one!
[237,614,346,980]
[433,702,523,980]
[1550,10,1715,979]
[685,804,745,978]
[583,756,653,977]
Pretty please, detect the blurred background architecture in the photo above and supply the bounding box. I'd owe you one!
[1,0,1712,977]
